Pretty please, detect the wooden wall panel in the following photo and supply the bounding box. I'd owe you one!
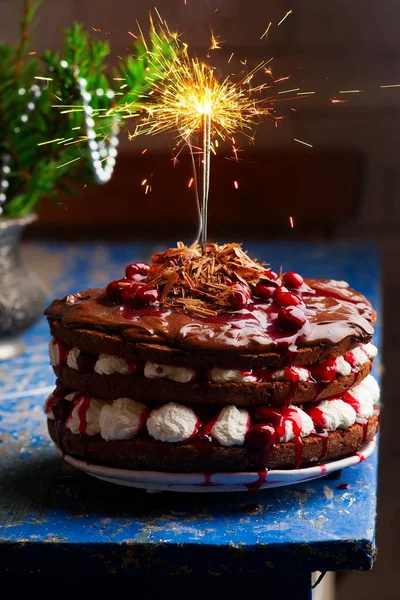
[35,149,363,239]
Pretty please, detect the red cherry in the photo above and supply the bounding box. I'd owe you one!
[274,286,302,307]
[307,407,326,429]
[252,407,283,425]
[310,358,337,383]
[252,367,274,381]
[264,269,280,282]
[245,424,277,452]
[128,360,143,374]
[192,432,213,445]
[282,271,304,289]
[120,281,141,301]
[344,351,358,368]
[253,283,276,299]
[121,281,160,306]
[106,279,124,301]
[277,306,307,332]
[227,283,250,310]
[125,262,150,281]
[134,286,160,306]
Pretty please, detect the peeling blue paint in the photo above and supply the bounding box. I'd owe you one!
[0,241,380,579]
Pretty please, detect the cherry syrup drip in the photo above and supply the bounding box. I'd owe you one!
[192,413,219,444]
[283,367,300,405]
[308,403,330,460]
[344,351,364,387]
[359,419,369,445]
[311,431,329,461]
[275,407,303,466]
[247,406,304,467]
[52,387,74,422]
[121,304,167,321]
[344,351,357,368]
[55,340,70,365]
[138,407,151,431]
[185,412,220,463]
[44,394,55,415]
[246,471,267,493]
[52,387,76,452]
[77,352,97,376]
[343,390,369,444]
[76,395,91,436]
[194,473,222,488]
[203,473,214,487]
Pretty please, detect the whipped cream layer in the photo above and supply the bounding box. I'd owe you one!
[49,339,377,385]
[44,375,379,446]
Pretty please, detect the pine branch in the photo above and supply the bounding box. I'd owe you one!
[0,87,30,180]
[1,10,176,218]
[15,0,41,77]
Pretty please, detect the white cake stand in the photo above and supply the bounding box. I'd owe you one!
[56,437,376,493]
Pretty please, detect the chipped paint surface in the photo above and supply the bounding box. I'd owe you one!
[0,241,380,575]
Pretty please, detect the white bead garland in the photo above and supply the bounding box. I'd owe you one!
[1,62,120,213]
[67,62,119,184]
[0,85,43,211]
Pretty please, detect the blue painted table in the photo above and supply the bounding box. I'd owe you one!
[0,241,380,592]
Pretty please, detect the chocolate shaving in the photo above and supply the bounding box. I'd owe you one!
[145,242,272,315]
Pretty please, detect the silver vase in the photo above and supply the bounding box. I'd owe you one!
[0,214,46,359]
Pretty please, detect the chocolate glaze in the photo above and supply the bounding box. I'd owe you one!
[44,279,374,355]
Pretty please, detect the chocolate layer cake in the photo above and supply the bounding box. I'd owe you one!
[44,242,379,472]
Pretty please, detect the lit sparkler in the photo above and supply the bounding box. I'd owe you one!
[88,11,307,249]
[109,18,280,250]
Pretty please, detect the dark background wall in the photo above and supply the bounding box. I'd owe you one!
[3,0,400,241]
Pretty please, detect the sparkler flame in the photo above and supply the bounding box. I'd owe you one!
[135,55,270,143]
[96,14,307,248]
[109,17,277,250]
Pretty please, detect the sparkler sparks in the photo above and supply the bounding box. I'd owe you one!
[132,52,273,147]
[278,87,300,95]
[56,156,82,169]
[87,13,299,249]
[260,22,272,41]
[294,138,313,148]
[209,32,223,51]
[112,22,278,249]
[339,89,363,94]
[278,10,293,27]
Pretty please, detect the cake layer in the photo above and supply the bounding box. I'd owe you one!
[44,246,379,473]
[45,277,375,358]
[48,416,378,472]
[45,375,379,451]
[54,360,373,407]
[49,337,376,406]
[48,318,373,371]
